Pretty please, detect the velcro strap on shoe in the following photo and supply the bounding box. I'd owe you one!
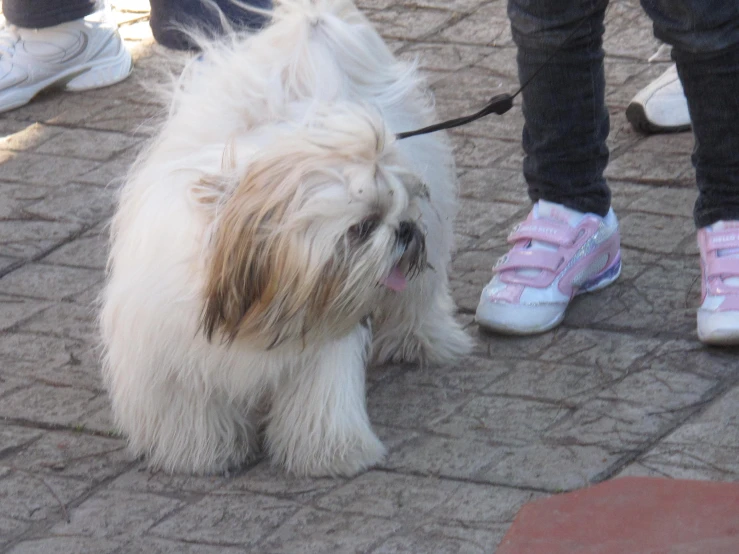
[494,250,564,273]
[704,229,739,252]
[705,256,739,280]
[508,221,578,246]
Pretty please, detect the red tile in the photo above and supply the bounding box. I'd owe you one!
[497,477,739,554]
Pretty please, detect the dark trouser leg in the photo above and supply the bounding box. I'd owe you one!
[148,0,271,50]
[641,0,739,228]
[2,0,98,28]
[508,0,611,216]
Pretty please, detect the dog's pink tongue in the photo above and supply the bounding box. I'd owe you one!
[382,266,407,292]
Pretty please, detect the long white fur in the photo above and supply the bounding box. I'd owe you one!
[100,0,472,476]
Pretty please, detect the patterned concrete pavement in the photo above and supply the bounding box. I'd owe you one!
[1,0,738,552]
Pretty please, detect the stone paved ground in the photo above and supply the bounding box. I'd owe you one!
[1,0,738,552]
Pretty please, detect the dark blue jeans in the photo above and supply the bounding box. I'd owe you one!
[2,0,99,28]
[508,0,739,227]
[1,0,270,51]
[149,0,270,50]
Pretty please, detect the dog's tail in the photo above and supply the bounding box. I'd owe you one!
[165,0,428,129]
[265,0,422,107]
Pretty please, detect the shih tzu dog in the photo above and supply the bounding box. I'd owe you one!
[100,0,472,477]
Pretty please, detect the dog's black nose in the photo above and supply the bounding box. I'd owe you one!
[397,221,416,247]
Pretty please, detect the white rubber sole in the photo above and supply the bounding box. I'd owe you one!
[697,310,739,345]
[476,259,622,336]
[475,302,567,336]
[0,45,132,113]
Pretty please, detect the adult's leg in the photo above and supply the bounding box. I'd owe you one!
[2,0,98,29]
[148,0,271,50]
[509,0,611,216]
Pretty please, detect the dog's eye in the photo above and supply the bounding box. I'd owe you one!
[349,216,381,242]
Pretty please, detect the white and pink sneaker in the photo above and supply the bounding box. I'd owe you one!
[476,200,621,335]
[697,221,739,345]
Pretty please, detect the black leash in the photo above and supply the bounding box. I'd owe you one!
[396,92,514,140]
[396,14,591,140]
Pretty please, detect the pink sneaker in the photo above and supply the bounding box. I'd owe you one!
[697,221,739,345]
[476,200,621,335]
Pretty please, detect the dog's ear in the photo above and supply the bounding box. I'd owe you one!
[200,156,347,348]
[200,160,288,345]
[189,140,237,211]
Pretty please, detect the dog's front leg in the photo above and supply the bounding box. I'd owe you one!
[373,269,473,366]
[265,321,385,477]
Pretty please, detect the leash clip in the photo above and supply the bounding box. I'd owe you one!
[396,11,591,140]
[483,93,514,116]
[396,92,514,140]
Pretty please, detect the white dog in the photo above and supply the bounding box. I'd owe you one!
[100,0,472,477]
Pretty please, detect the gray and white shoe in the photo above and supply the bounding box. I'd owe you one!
[626,64,691,134]
[0,11,132,113]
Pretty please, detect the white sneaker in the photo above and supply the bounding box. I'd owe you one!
[476,201,621,335]
[0,11,132,113]
[626,64,691,134]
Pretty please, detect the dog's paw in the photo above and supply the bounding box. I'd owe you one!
[272,429,386,478]
[373,320,473,366]
[313,434,387,478]
[424,322,475,365]
[140,431,260,476]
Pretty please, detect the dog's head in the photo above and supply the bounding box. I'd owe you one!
[198,105,430,348]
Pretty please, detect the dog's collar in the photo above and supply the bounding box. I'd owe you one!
[396,13,591,140]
